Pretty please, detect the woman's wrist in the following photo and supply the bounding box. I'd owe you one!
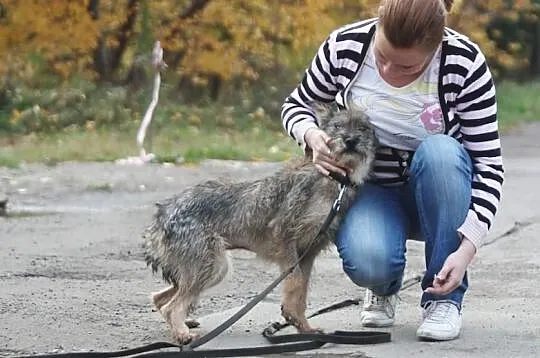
[457,234,477,264]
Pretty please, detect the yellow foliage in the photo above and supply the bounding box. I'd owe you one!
[156,0,345,80]
[447,0,536,74]
[0,0,536,82]
[154,0,538,81]
[0,0,99,78]
[0,0,137,79]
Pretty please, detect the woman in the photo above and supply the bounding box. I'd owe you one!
[281,0,504,341]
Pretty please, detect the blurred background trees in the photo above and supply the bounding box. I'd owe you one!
[0,0,538,136]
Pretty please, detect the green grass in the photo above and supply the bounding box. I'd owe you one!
[86,182,114,192]
[497,81,540,132]
[0,150,20,168]
[0,80,538,168]
[0,121,300,166]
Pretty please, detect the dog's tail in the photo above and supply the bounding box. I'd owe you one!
[142,216,166,276]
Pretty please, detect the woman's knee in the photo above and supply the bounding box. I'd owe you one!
[334,183,408,288]
[410,134,472,178]
[342,253,404,288]
[336,230,405,288]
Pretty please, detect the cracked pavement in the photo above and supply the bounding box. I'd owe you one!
[1,123,539,357]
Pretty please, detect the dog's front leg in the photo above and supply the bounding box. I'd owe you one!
[280,253,319,333]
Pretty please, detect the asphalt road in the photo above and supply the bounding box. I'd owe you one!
[1,123,539,357]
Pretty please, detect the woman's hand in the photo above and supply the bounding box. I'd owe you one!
[304,128,348,177]
[425,237,476,296]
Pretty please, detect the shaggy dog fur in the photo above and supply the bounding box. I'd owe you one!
[143,109,377,343]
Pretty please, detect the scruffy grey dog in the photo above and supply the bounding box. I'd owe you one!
[143,108,377,343]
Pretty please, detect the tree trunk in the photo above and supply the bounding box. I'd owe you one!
[90,0,140,82]
[180,0,212,19]
[87,0,99,19]
[88,0,109,81]
[530,21,540,78]
[109,0,140,77]
[165,0,213,69]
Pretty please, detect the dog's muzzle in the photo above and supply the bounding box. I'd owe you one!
[345,137,359,150]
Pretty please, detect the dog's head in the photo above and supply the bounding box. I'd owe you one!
[317,107,378,185]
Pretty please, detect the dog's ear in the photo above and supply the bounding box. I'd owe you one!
[309,102,334,126]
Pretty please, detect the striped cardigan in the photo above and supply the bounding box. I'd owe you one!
[281,18,504,249]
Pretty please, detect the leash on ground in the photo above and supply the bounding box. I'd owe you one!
[263,272,423,340]
[17,175,422,358]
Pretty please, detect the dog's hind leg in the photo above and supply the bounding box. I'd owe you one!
[160,290,200,344]
[152,285,176,312]
[279,253,319,333]
[152,286,200,328]
[161,242,231,343]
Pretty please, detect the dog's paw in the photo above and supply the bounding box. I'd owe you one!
[173,330,199,344]
[281,307,320,334]
[299,325,323,334]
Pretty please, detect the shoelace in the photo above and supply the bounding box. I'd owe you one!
[369,293,387,307]
[367,292,401,306]
[424,302,453,323]
[366,292,400,318]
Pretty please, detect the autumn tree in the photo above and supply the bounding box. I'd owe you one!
[447,0,540,78]
[0,0,538,92]
[0,0,99,79]
[88,0,141,82]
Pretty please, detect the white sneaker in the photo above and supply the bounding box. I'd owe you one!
[416,301,462,341]
[360,289,398,327]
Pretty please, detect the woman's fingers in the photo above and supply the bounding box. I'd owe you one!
[305,128,348,177]
[315,161,348,177]
[425,277,459,295]
[314,152,348,176]
[314,164,330,176]
[425,265,461,295]
[312,139,333,158]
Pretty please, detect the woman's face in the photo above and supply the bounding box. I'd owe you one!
[373,29,434,86]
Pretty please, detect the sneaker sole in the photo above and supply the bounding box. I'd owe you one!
[416,331,460,341]
[361,319,394,328]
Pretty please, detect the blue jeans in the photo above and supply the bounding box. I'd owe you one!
[335,134,473,309]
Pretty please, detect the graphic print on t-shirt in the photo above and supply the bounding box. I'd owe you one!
[348,43,444,151]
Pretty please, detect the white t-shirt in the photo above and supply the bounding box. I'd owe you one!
[348,42,444,151]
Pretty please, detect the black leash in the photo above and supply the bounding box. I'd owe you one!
[16,174,400,358]
[186,175,353,351]
[263,273,423,339]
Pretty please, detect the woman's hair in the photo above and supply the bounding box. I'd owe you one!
[378,0,454,51]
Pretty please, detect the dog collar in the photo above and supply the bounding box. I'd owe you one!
[328,171,355,188]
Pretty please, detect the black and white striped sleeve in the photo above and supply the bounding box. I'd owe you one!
[456,50,504,250]
[281,31,339,148]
